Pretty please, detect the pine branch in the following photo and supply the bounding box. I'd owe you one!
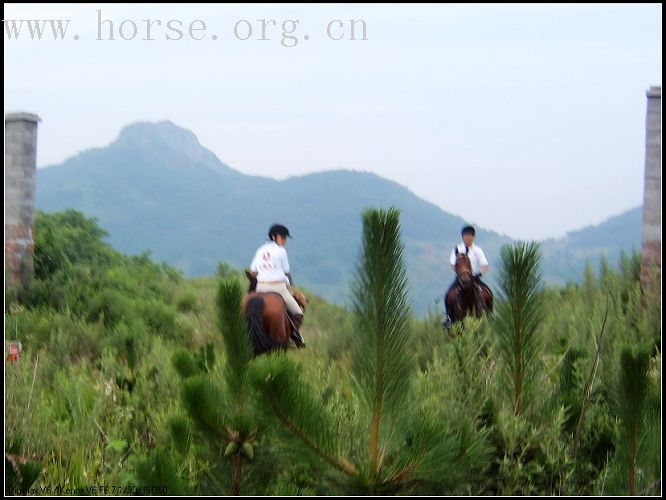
[216,278,253,407]
[267,395,358,477]
[249,353,358,480]
[231,454,243,495]
[385,464,416,486]
[180,376,228,443]
[495,242,544,417]
[351,208,413,480]
[370,401,382,478]
[618,344,652,496]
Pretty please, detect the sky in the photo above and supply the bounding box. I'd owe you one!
[4,3,662,240]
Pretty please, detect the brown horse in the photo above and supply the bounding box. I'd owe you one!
[445,248,493,326]
[242,271,307,356]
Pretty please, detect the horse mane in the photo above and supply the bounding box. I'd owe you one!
[455,251,471,269]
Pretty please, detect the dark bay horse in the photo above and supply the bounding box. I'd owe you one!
[445,248,493,327]
[242,271,307,356]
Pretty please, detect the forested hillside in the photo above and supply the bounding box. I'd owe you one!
[36,121,642,314]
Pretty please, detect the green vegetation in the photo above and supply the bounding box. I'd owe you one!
[494,241,545,417]
[4,209,660,495]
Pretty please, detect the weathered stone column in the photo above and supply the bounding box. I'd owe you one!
[5,112,40,288]
[640,86,661,290]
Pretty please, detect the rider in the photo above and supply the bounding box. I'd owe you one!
[443,225,490,327]
[249,224,306,347]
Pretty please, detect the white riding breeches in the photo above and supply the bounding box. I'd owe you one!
[256,282,303,316]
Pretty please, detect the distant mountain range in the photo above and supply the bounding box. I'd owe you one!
[36,121,643,314]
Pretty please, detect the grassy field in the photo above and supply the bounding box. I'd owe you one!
[4,209,661,496]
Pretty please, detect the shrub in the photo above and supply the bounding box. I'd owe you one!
[175,289,199,313]
[140,299,177,338]
[87,289,133,328]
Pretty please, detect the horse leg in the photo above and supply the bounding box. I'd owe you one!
[451,290,464,322]
[473,286,486,317]
[264,298,290,350]
[442,292,459,336]
[485,288,494,313]
[288,314,305,347]
[452,291,466,330]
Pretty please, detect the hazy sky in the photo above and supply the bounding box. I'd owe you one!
[4,3,661,240]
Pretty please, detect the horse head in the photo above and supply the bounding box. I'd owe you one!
[454,248,473,289]
[245,269,258,293]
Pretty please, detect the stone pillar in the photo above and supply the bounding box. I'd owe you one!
[640,86,661,290]
[5,112,40,288]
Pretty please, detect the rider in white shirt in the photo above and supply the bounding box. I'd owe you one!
[443,225,491,326]
[249,224,305,346]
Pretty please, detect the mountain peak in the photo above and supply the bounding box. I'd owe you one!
[113,120,233,174]
[115,120,199,152]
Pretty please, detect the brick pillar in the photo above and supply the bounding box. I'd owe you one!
[5,112,40,288]
[640,86,661,291]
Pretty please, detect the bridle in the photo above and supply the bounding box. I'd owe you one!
[455,249,473,288]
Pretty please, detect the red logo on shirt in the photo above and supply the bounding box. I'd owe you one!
[260,251,277,270]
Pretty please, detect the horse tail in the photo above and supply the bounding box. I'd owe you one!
[245,295,284,356]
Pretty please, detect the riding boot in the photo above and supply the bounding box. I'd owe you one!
[288,313,306,348]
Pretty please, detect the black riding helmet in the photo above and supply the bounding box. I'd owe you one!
[268,224,291,241]
[461,225,476,237]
